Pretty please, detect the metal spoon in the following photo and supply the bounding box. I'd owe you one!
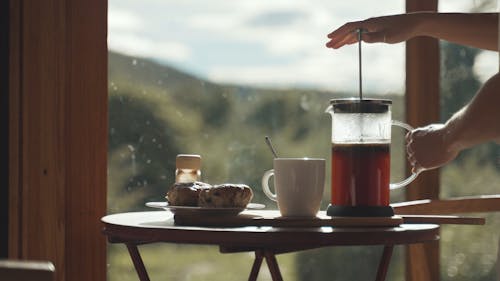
[265,136,279,158]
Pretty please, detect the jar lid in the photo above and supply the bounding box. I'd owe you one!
[176,154,201,169]
[330,98,391,113]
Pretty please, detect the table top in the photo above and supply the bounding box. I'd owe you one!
[102,211,439,249]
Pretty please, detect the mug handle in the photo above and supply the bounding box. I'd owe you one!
[390,120,420,190]
[262,169,277,202]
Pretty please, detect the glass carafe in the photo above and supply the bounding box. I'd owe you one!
[325,98,418,217]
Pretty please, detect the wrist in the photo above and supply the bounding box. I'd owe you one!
[442,118,465,154]
[410,11,437,38]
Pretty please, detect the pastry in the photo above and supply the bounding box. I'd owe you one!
[198,184,253,208]
[166,181,211,206]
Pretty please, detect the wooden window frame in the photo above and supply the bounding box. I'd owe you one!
[1,0,10,259]
[7,1,107,281]
[405,1,440,281]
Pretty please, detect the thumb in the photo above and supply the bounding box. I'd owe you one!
[362,31,386,43]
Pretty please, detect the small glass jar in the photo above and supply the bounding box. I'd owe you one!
[175,154,201,183]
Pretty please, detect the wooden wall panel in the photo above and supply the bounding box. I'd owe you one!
[8,0,107,281]
[1,0,10,260]
[64,0,107,280]
[405,1,440,281]
[20,0,67,269]
[8,0,21,258]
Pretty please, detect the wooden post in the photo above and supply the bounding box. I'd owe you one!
[8,1,107,281]
[405,1,440,281]
[0,0,9,260]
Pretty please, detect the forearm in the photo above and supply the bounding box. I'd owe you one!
[414,12,498,51]
[445,72,500,152]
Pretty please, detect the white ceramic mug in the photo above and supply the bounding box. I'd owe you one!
[262,158,325,217]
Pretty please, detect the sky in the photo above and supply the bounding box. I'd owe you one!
[108,0,497,94]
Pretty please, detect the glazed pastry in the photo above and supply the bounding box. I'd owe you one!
[166,181,211,206]
[198,184,253,208]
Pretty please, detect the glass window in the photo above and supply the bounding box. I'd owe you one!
[438,1,500,280]
[108,1,407,280]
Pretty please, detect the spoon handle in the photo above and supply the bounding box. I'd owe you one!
[265,136,279,158]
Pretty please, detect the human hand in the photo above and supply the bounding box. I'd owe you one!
[405,124,459,173]
[326,13,421,49]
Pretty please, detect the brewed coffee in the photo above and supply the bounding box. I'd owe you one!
[331,142,390,206]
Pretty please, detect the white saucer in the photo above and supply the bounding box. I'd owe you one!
[145,202,265,216]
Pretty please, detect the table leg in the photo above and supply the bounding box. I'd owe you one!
[248,250,264,281]
[264,250,284,281]
[374,245,394,281]
[126,243,151,281]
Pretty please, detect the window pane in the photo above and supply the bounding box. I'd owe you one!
[438,1,500,280]
[108,1,405,280]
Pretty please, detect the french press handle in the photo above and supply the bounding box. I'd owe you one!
[390,120,420,190]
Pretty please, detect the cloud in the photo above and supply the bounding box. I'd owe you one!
[185,1,331,56]
[108,32,192,62]
[108,0,495,94]
[207,42,405,94]
[246,10,308,27]
[166,0,409,93]
[474,50,498,83]
[108,5,192,62]
[108,9,144,32]
[194,1,407,92]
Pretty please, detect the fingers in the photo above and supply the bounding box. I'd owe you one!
[326,30,388,48]
[326,32,358,48]
[327,21,362,40]
[326,22,361,48]
[405,127,412,142]
[406,139,416,166]
[407,145,423,174]
[405,130,422,174]
[326,19,388,49]
[411,163,423,175]
[406,141,414,156]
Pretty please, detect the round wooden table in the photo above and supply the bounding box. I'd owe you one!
[102,211,440,281]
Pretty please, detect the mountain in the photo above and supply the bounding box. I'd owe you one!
[109,51,210,92]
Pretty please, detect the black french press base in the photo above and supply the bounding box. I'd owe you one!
[326,204,395,217]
